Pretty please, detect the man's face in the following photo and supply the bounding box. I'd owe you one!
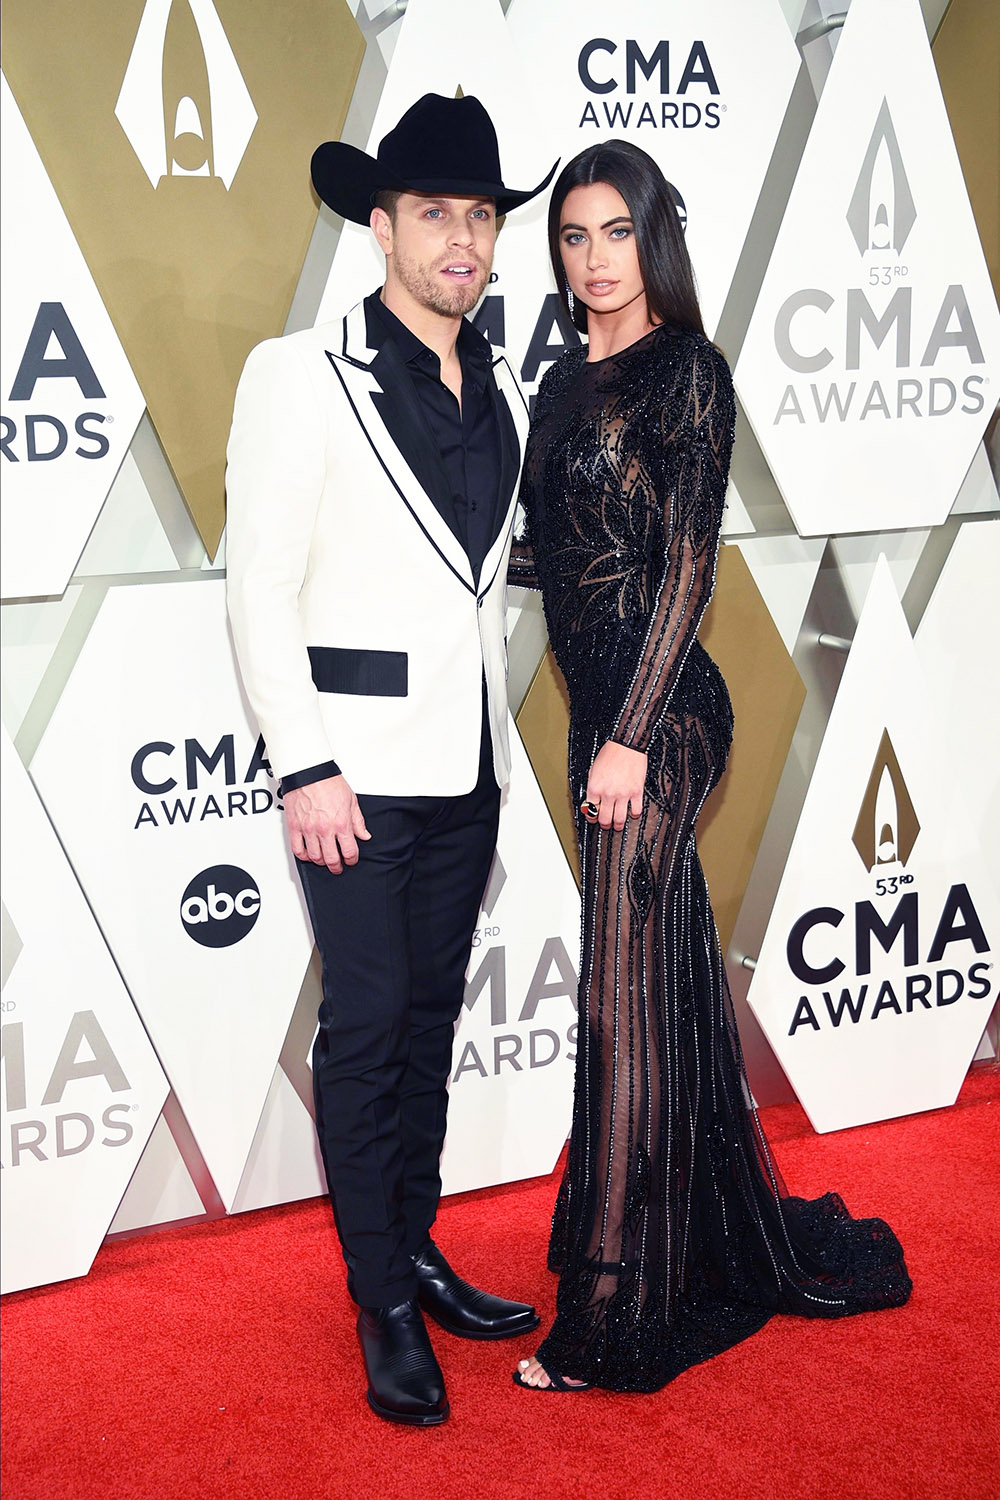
[375,193,496,318]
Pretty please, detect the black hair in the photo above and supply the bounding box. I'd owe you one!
[372,189,402,222]
[547,139,704,338]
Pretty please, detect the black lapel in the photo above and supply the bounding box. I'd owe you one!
[368,342,464,547]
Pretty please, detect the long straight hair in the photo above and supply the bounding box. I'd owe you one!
[547,139,705,338]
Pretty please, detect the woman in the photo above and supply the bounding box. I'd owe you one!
[508,140,911,1394]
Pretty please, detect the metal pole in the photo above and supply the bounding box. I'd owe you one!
[817,632,853,653]
[797,12,848,47]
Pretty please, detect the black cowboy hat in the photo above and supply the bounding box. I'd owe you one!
[311,93,557,225]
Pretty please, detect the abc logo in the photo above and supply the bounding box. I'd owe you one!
[180,865,260,948]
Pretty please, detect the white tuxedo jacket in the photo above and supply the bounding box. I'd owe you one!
[225,300,529,797]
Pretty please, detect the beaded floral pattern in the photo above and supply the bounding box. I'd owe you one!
[510,326,911,1393]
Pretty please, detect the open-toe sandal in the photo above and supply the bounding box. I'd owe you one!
[512,1364,593,1392]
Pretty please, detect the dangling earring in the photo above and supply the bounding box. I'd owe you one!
[566,285,575,319]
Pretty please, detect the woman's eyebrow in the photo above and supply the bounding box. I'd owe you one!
[560,217,634,231]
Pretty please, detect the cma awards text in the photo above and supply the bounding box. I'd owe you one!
[2,303,114,464]
[785,883,993,1036]
[454,938,579,1082]
[2,1010,135,1170]
[130,733,279,829]
[772,283,987,425]
[576,38,723,131]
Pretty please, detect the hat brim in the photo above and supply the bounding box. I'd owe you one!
[311,140,557,225]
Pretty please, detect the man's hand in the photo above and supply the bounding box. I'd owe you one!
[283,774,371,874]
[586,742,647,832]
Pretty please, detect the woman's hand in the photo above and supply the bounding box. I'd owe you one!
[586,741,647,831]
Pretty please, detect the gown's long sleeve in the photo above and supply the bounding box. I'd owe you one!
[610,343,735,752]
[507,525,541,590]
[507,394,547,592]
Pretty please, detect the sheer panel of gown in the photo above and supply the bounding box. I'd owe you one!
[509,326,911,1393]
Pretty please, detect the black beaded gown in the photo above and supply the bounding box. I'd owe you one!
[508,324,911,1393]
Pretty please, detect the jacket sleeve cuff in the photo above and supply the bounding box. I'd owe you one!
[278,759,342,795]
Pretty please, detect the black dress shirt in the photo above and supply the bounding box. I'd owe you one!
[279,291,505,796]
[364,291,502,576]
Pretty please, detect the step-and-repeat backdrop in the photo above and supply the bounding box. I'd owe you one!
[2,0,998,1294]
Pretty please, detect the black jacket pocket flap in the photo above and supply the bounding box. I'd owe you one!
[308,646,408,697]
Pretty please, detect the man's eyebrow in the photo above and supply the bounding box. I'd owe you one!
[417,196,495,208]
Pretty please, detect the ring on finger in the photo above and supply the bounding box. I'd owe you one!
[580,799,600,824]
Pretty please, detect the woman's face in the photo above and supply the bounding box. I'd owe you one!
[558,181,645,320]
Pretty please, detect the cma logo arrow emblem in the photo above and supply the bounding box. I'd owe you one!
[852,729,920,872]
[846,98,916,257]
[115,0,257,190]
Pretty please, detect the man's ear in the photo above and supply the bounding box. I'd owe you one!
[370,206,393,257]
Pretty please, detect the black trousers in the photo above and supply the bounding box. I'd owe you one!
[296,720,500,1307]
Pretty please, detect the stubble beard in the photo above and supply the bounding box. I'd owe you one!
[393,247,490,317]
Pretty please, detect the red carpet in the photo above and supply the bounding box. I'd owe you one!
[3,1068,998,1500]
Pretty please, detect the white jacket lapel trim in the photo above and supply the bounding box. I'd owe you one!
[329,306,475,591]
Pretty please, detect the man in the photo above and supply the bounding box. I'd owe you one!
[225,94,555,1427]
